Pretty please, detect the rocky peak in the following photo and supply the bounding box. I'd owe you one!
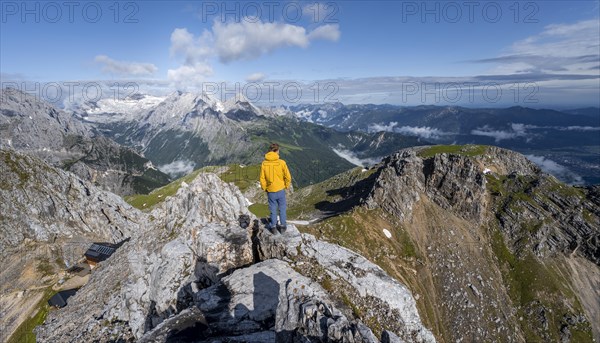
[365,145,540,222]
[0,88,91,149]
[350,145,599,342]
[221,93,265,118]
[33,164,434,342]
[0,90,171,195]
[364,144,598,264]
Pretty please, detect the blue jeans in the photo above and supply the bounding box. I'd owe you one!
[267,190,286,228]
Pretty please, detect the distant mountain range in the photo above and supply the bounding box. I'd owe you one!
[288,103,600,185]
[68,92,427,187]
[8,88,598,188]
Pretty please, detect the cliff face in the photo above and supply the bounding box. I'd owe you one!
[301,145,598,342]
[364,146,540,223]
[0,149,144,261]
[0,149,146,341]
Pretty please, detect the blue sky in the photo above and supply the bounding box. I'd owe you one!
[1,1,599,107]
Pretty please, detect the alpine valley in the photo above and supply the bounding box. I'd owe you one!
[67,91,427,188]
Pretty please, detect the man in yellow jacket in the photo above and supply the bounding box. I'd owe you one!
[260,143,292,234]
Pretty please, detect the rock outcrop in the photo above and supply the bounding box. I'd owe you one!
[256,226,435,342]
[35,168,434,342]
[324,145,598,342]
[0,149,144,262]
[365,146,539,223]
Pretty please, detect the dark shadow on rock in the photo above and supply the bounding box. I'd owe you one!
[196,271,281,341]
[142,262,352,343]
[165,320,210,342]
[422,156,435,182]
[251,271,279,330]
[314,167,381,217]
[143,300,158,333]
[176,283,195,312]
[251,219,261,263]
[239,214,251,229]
[193,256,220,289]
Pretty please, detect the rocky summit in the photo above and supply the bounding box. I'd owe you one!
[1,143,598,343]
[26,158,433,343]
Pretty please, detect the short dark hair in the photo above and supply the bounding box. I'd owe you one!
[269,143,280,152]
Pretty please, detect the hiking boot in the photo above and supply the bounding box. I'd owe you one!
[277,225,287,234]
[269,226,280,235]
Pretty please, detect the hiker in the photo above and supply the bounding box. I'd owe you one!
[260,143,292,234]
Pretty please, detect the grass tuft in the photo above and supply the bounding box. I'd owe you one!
[7,288,54,343]
[418,144,487,159]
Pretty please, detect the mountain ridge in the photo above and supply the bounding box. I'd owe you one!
[69,90,429,187]
[289,144,599,342]
[2,144,598,342]
[0,88,171,195]
[0,150,435,342]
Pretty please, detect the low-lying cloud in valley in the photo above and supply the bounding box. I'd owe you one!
[471,123,531,142]
[158,160,196,177]
[526,155,584,185]
[332,149,381,167]
[471,123,600,142]
[368,122,450,140]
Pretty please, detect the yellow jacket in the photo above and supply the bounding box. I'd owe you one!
[260,152,292,192]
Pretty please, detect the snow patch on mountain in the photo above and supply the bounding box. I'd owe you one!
[70,94,166,123]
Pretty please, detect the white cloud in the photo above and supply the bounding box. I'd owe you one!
[158,160,196,177]
[213,20,339,62]
[368,121,399,133]
[94,55,157,76]
[168,28,214,85]
[481,19,600,75]
[332,148,381,167]
[307,24,341,41]
[169,28,214,64]
[394,126,447,140]
[525,155,583,185]
[368,122,449,140]
[473,129,517,142]
[471,123,531,142]
[470,123,600,142]
[245,72,266,82]
[510,123,528,136]
[167,64,214,87]
[167,21,339,86]
[562,126,600,131]
[471,123,600,143]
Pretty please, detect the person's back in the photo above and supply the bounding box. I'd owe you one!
[260,143,292,233]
